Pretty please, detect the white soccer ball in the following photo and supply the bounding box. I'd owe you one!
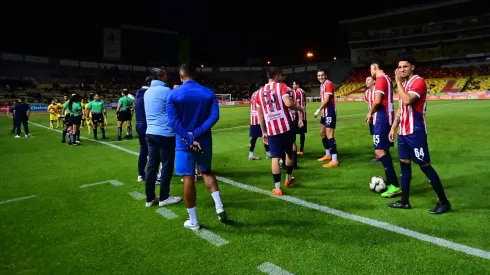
[369,176,386,193]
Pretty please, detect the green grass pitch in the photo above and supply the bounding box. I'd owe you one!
[1,100,490,274]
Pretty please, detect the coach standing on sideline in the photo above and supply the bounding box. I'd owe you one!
[143,67,181,207]
[135,76,152,182]
[167,64,227,231]
[13,97,31,138]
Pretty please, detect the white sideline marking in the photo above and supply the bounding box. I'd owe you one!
[29,113,490,260]
[257,262,294,275]
[79,180,124,188]
[216,176,490,261]
[155,207,178,219]
[212,101,475,132]
[128,191,146,200]
[109,139,135,143]
[194,229,229,247]
[0,195,36,205]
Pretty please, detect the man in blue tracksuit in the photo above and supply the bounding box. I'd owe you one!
[135,76,151,182]
[143,67,181,207]
[167,64,227,231]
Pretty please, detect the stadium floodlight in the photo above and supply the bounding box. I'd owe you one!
[307,52,313,58]
[267,61,270,65]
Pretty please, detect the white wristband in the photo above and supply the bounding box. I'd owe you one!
[314,109,320,116]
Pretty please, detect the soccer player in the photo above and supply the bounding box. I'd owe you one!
[135,76,151,182]
[167,64,227,231]
[366,61,401,198]
[67,94,83,146]
[314,69,339,168]
[86,93,107,140]
[80,98,87,128]
[286,85,302,169]
[100,95,109,126]
[388,56,450,214]
[249,87,271,160]
[116,90,135,141]
[255,67,303,196]
[293,81,307,155]
[13,97,31,138]
[54,98,63,128]
[9,101,17,134]
[48,100,58,129]
[61,95,70,143]
[365,76,379,162]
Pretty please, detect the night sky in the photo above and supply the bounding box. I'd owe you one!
[2,0,432,66]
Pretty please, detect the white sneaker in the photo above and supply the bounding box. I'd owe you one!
[137,176,144,182]
[216,206,228,222]
[14,135,20,138]
[248,156,260,160]
[159,196,181,206]
[184,219,200,231]
[145,197,159,207]
[266,152,271,159]
[25,134,30,137]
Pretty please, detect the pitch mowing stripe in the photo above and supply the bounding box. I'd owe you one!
[257,262,294,275]
[29,119,490,260]
[211,101,476,132]
[0,195,36,205]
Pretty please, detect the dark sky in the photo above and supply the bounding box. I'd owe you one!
[1,0,431,66]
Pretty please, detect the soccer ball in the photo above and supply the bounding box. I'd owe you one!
[369,176,386,193]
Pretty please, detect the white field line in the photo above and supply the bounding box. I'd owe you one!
[0,195,36,205]
[155,207,178,220]
[29,106,490,260]
[79,180,124,188]
[128,191,146,200]
[257,262,294,275]
[211,101,479,132]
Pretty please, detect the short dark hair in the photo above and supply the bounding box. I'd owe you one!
[151,67,167,80]
[179,63,195,78]
[145,76,153,86]
[121,89,128,95]
[399,55,416,66]
[266,67,281,79]
[371,60,385,70]
[317,68,327,75]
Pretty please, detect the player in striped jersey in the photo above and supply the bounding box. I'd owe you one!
[249,88,271,160]
[367,60,401,198]
[256,67,303,196]
[388,56,450,214]
[365,76,380,163]
[293,81,307,155]
[314,69,339,168]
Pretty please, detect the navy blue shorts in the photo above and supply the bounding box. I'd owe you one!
[290,119,298,142]
[369,123,374,135]
[320,115,336,129]
[268,131,294,158]
[398,131,431,165]
[175,146,212,176]
[249,125,263,138]
[373,122,394,150]
[296,120,307,134]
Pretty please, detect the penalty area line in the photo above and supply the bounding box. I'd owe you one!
[29,119,490,260]
[0,195,36,205]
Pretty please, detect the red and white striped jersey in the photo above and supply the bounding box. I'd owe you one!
[373,74,394,126]
[398,75,428,136]
[255,82,292,136]
[365,87,374,110]
[295,88,306,120]
[250,90,260,125]
[287,86,297,121]
[320,80,336,117]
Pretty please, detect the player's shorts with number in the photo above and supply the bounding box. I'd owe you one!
[397,131,431,164]
[175,146,212,176]
[320,115,336,129]
[373,121,394,150]
[249,125,263,138]
[268,130,294,158]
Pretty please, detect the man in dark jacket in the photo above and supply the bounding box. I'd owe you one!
[13,97,31,138]
[135,76,152,182]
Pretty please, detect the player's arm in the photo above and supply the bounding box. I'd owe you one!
[395,71,420,106]
[116,98,122,113]
[192,94,220,138]
[85,104,92,117]
[281,86,302,112]
[256,103,267,134]
[296,99,304,121]
[166,95,194,145]
[368,80,386,116]
[26,104,31,119]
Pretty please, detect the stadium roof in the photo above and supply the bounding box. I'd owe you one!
[339,0,471,24]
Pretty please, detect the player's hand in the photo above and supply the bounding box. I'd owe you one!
[298,120,304,128]
[262,133,268,145]
[191,141,202,152]
[389,130,395,143]
[395,69,403,84]
[365,113,372,123]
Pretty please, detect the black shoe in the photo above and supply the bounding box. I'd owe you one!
[429,201,451,214]
[102,136,108,140]
[388,200,411,209]
[115,137,122,141]
[61,139,65,143]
